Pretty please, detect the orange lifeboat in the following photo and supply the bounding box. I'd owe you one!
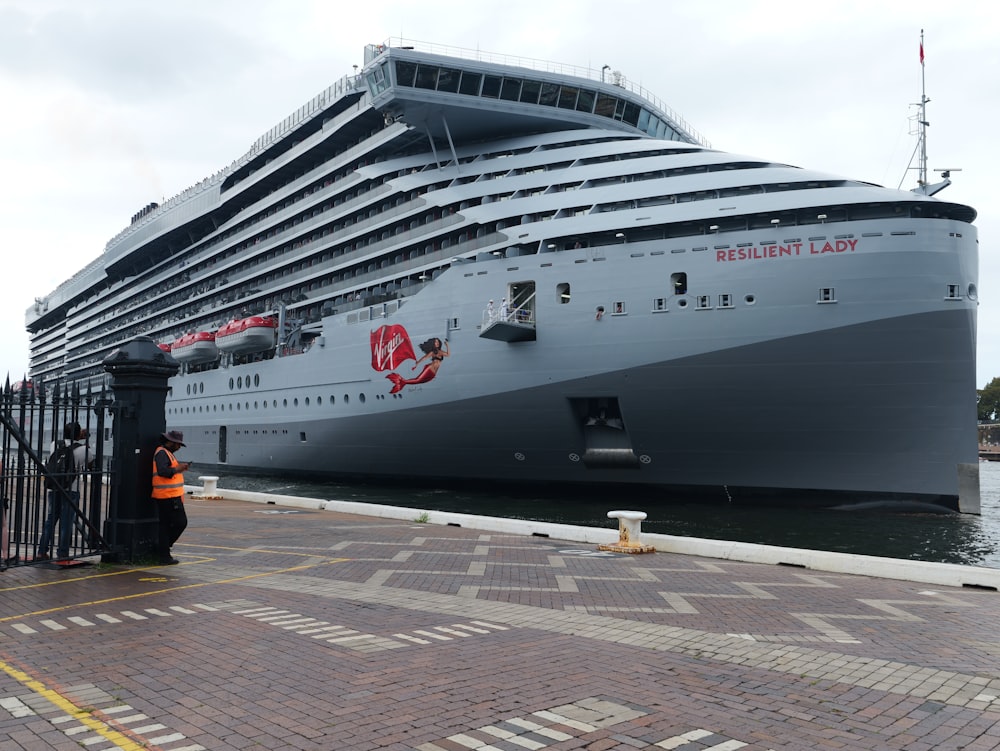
[171,331,218,364]
[215,316,277,354]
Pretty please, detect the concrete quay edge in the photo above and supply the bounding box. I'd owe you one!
[189,484,1000,591]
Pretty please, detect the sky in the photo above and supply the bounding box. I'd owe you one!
[1,0,997,385]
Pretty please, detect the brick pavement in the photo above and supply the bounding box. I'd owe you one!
[2,496,1000,750]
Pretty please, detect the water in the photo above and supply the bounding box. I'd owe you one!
[208,461,1000,568]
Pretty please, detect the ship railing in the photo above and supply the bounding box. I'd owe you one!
[375,37,710,148]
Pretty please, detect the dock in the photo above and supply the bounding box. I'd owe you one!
[2,489,1000,750]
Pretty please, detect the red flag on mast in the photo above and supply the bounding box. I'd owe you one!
[919,39,924,65]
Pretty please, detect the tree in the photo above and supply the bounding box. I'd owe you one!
[978,377,1000,422]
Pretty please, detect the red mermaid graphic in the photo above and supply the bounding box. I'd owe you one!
[385,337,450,394]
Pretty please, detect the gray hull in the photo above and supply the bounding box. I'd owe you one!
[172,307,977,511]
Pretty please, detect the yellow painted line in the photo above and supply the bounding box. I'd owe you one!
[0,657,147,750]
[0,558,349,623]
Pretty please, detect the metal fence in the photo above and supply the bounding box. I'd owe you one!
[0,379,112,569]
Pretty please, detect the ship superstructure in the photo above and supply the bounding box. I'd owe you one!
[26,40,980,511]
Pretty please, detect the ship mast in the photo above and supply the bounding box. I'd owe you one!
[907,29,956,196]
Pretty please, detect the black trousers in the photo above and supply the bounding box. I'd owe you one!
[153,496,188,561]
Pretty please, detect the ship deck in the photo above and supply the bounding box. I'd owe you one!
[3,489,1000,750]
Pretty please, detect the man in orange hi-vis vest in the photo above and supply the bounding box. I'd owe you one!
[152,430,191,565]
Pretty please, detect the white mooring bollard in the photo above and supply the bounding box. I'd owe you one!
[598,510,656,554]
[191,475,223,500]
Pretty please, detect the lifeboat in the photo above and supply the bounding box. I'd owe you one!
[215,316,277,354]
[157,342,172,353]
[171,331,218,364]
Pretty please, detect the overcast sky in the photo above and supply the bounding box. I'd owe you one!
[1,0,996,386]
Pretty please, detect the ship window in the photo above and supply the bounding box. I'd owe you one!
[594,93,617,118]
[947,284,962,299]
[653,297,667,312]
[818,287,837,303]
[500,78,521,101]
[612,301,626,315]
[436,67,461,93]
[395,61,417,87]
[330,395,335,405]
[696,295,712,309]
[229,378,234,390]
[254,374,260,387]
[520,79,541,104]
[459,71,482,95]
[539,82,559,106]
[344,394,350,404]
[576,89,595,113]
[237,376,243,388]
[299,432,307,442]
[719,294,733,308]
[671,272,687,295]
[481,75,502,98]
[360,393,366,404]
[415,64,438,89]
[557,283,571,304]
[558,86,579,109]
[304,397,310,406]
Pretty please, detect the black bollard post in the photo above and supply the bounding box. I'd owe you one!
[101,336,179,563]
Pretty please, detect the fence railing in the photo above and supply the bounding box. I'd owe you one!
[0,379,112,569]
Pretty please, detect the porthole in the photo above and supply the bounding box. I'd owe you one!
[969,283,978,301]
[744,294,756,305]
[254,374,261,387]
[229,378,234,390]
[344,394,350,404]
[330,395,335,404]
[360,393,366,404]
[283,399,288,407]
[678,298,688,308]
[199,382,205,394]
[317,396,323,405]
[294,398,299,407]
[237,376,243,389]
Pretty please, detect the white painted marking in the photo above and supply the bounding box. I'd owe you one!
[449,623,490,634]
[0,697,35,717]
[470,620,509,630]
[148,732,186,744]
[168,606,198,614]
[95,614,121,623]
[12,624,36,634]
[393,633,432,644]
[120,611,147,620]
[143,608,173,617]
[530,710,596,732]
[413,629,452,641]
[433,626,473,637]
[655,728,714,749]
[67,617,95,627]
[40,620,66,631]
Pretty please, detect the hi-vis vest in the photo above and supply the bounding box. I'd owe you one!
[151,447,184,499]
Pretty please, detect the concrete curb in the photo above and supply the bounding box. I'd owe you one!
[187,485,1000,591]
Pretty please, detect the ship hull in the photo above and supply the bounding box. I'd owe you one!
[170,305,977,511]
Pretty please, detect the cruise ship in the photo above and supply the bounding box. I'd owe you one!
[26,40,980,512]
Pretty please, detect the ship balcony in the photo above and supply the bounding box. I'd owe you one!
[479,309,535,342]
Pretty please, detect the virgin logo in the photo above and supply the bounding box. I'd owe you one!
[370,324,416,371]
